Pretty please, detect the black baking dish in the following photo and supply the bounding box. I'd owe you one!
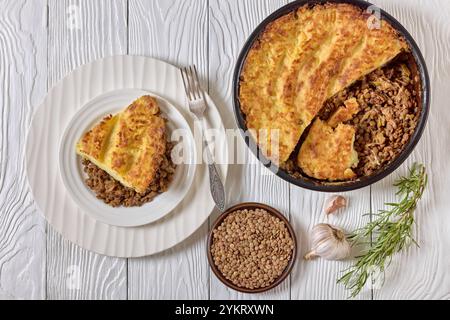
[232,0,430,192]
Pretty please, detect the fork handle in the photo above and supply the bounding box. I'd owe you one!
[203,137,226,212]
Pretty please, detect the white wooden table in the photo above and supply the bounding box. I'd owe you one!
[0,0,449,300]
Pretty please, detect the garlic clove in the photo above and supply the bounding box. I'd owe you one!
[324,195,347,215]
[304,223,351,261]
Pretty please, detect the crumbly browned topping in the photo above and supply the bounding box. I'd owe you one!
[82,142,176,207]
[239,3,407,164]
[76,96,167,193]
[284,60,420,179]
[210,208,294,290]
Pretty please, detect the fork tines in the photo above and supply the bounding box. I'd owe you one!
[180,65,204,101]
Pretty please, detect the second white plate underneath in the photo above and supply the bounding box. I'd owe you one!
[26,55,228,257]
[59,89,197,227]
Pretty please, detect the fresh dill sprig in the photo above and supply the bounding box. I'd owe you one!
[337,163,427,298]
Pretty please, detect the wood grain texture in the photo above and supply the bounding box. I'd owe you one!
[0,0,448,300]
[208,0,291,300]
[0,0,47,300]
[127,0,209,299]
[290,188,371,299]
[46,0,127,299]
[369,0,450,300]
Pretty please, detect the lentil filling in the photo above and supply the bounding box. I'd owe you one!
[285,58,420,179]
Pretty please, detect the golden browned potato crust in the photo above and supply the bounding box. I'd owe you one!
[76,95,166,193]
[298,119,358,181]
[327,98,360,128]
[239,3,407,164]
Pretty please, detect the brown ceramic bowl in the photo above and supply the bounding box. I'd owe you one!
[207,202,297,293]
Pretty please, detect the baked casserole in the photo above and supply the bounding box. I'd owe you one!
[238,3,420,182]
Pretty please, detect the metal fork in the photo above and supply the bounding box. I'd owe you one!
[180,65,226,212]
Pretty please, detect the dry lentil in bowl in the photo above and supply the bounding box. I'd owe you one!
[210,207,295,291]
[82,141,176,207]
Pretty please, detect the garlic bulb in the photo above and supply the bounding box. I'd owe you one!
[304,223,351,261]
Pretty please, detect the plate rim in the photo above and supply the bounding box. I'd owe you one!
[58,88,198,227]
[25,55,229,257]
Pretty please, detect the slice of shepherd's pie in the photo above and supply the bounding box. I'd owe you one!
[76,95,167,194]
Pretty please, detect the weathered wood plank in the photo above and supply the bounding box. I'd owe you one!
[370,0,450,300]
[46,0,128,300]
[290,188,371,299]
[0,0,47,300]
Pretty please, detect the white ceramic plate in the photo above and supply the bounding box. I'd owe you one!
[26,56,228,257]
[59,89,197,227]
